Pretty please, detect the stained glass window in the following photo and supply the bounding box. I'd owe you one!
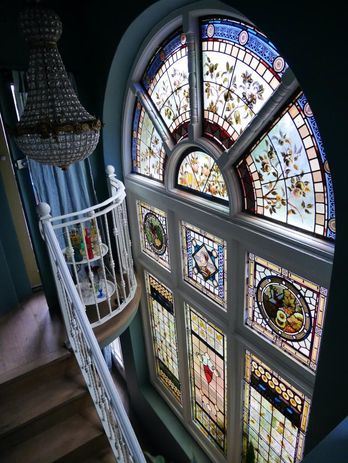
[246,253,328,370]
[237,93,336,239]
[243,352,310,463]
[131,99,166,181]
[201,18,286,150]
[142,29,190,141]
[186,303,227,452]
[177,151,228,203]
[137,201,170,270]
[182,222,226,307]
[145,272,181,403]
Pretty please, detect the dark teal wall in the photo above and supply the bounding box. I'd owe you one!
[0,0,346,458]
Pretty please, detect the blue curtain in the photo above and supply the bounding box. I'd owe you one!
[12,71,96,218]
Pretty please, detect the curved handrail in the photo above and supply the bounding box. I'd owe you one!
[39,208,145,463]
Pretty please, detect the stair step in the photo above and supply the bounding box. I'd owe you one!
[0,405,108,463]
[0,355,84,444]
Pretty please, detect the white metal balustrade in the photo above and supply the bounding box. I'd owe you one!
[40,165,136,327]
[37,165,145,463]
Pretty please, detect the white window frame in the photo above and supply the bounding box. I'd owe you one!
[121,5,334,463]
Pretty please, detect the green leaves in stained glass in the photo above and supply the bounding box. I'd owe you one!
[236,94,335,239]
[142,30,190,138]
[201,18,284,148]
[132,101,166,181]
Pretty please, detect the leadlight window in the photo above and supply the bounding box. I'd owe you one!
[142,29,190,140]
[177,150,228,203]
[137,201,170,270]
[181,221,227,308]
[201,17,286,149]
[132,100,166,181]
[125,7,335,463]
[243,352,310,463]
[145,272,181,403]
[246,253,328,371]
[236,93,335,239]
[186,303,227,453]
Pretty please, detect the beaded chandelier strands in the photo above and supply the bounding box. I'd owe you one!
[14,6,101,170]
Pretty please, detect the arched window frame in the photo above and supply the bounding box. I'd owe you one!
[121,4,334,463]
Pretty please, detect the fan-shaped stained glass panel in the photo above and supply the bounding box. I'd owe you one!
[236,93,335,239]
[246,253,328,370]
[243,352,310,463]
[145,272,181,403]
[142,30,190,140]
[131,100,166,181]
[201,18,286,149]
[177,151,228,203]
[186,304,227,453]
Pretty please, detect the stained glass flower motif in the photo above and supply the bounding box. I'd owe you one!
[177,151,228,203]
[137,201,170,270]
[201,18,286,149]
[145,272,181,402]
[246,253,328,370]
[243,352,310,463]
[142,30,190,141]
[181,222,226,307]
[186,304,227,452]
[237,93,335,239]
[131,100,166,181]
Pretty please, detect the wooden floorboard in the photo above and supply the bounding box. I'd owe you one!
[0,291,66,379]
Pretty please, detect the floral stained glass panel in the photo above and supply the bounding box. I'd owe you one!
[201,18,286,149]
[177,151,228,203]
[243,352,310,463]
[237,93,335,239]
[145,272,181,403]
[131,100,166,181]
[182,222,226,307]
[186,303,227,452]
[137,201,170,270]
[142,30,190,141]
[246,253,328,371]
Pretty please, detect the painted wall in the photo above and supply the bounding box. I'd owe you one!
[0,0,346,459]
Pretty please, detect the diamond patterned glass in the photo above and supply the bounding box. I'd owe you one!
[181,222,226,307]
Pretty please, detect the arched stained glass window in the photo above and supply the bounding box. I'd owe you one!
[142,29,190,140]
[124,6,335,463]
[201,18,286,149]
[236,93,336,239]
[132,100,166,181]
[177,151,228,203]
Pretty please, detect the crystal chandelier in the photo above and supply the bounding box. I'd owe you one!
[14,7,101,170]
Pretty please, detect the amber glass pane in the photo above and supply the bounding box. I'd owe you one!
[145,272,181,402]
[186,303,227,452]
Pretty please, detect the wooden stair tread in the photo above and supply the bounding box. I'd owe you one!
[0,367,85,438]
[0,407,107,463]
